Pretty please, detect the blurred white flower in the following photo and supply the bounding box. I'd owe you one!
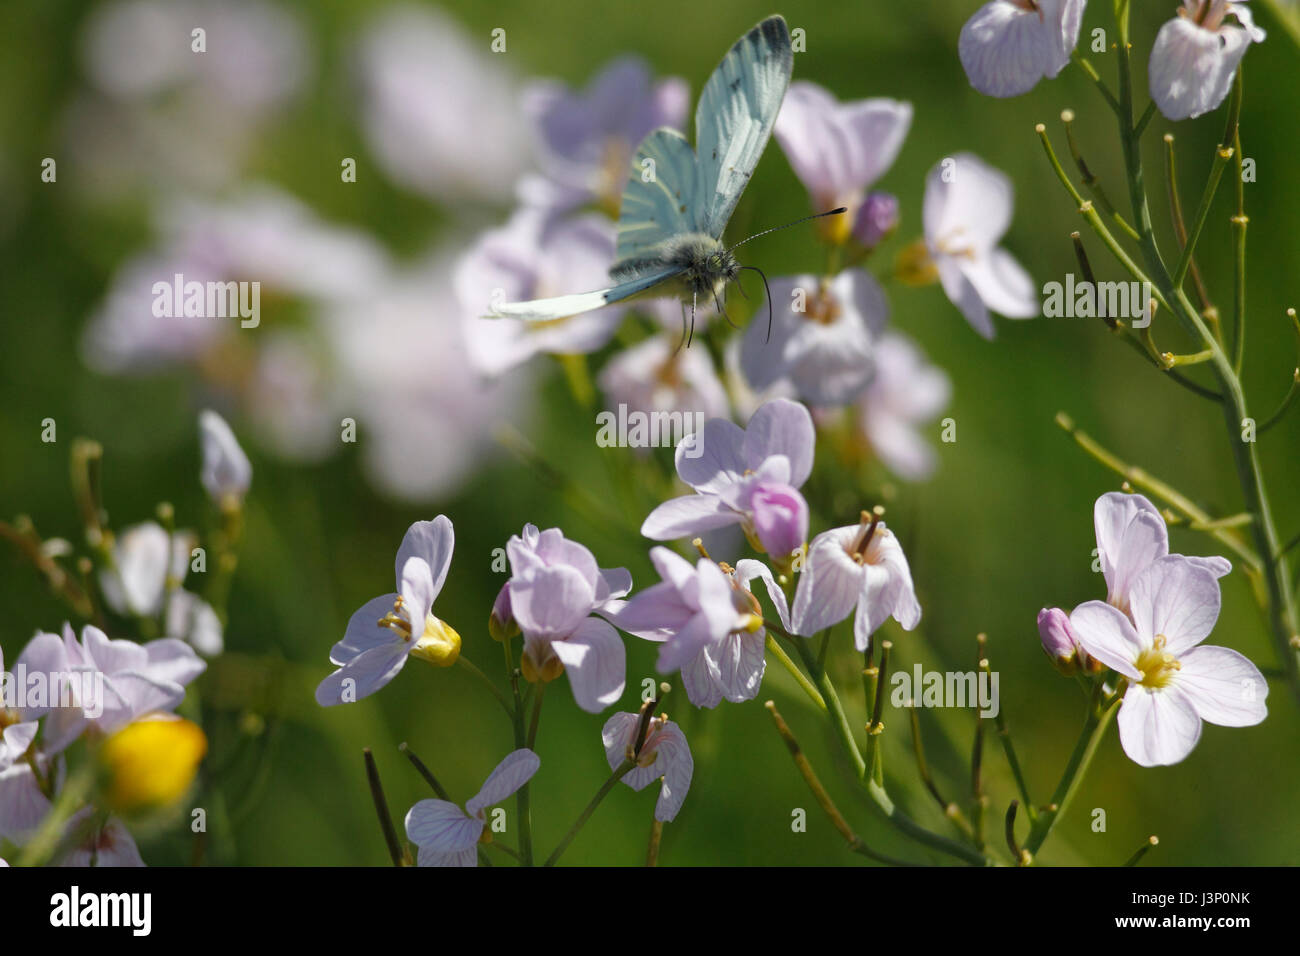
[198,409,251,506]
[243,331,342,463]
[68,0,308,194]
[57,808,145,867]
[1149,1,1265,120]
[922,153,1037,339]
[740,270,888,406]
[82,185,389,375]
[856,332,950,480]
[322,254,527,502]
[523,56,688,214]
[98,522,223,655]
[356,5,530,203]
[774,82,911,241]
[457,209,626,376]
[597,336,729,443]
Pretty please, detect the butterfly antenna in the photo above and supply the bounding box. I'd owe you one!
[726,206,848,253]
[740,265,774,343]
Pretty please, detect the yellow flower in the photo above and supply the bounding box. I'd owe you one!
[99,717,207,814]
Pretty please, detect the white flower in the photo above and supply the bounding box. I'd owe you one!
[613,549,783,692]
[523,56,688,214]
[504,525,631,713]
[1150,1,1265,120]
[773,82,912,234]
[959,0,1088,98]
[315,518,459,706]
[355,5,529,202]
[198,410,251,506]
[641,399,814,561]
[598,335,730,439]
[791,513,921,647]
[97,521,223,655]
[856,332,951,480]
[322,255,526,502]
[602,712,693,821]
[70,0,308,193]
[923,153,1038,339]
[57,808,145,867]
[16,623,205,754]
[405,749,540,866]
[457,209,625,376]
[739,270,888,406]
[1069,555,1267,766]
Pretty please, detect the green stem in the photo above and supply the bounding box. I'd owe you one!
[544,759,634,866]
[765,630,826,711]
[1108,31,1300,700]
[506,663,534,866]
[1025,690,1121,857]
[790,633,989,865]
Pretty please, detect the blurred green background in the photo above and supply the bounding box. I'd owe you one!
[2,0,1298,866]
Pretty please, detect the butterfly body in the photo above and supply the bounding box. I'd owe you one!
[482,16,793,342]
[610,232,741,305]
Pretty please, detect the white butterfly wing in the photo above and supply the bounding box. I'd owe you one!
[613,128,703,264]
[693,16,792,239]
[483,265,682,322]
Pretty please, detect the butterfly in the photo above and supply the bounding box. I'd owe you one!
[482,15,840,348]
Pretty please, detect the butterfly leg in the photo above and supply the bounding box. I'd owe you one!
[713,286,740,330]
[672,299,689,357]
[687,291,697,349]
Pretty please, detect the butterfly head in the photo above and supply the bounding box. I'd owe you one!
[668,235,740,299]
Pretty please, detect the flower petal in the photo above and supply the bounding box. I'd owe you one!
[551,617,626,712]
[1175,645,1268,727]
[959,0,1059,98]
[743,399,815,488]
[735,558,792,632]
[640,493,742,540]
[1068,600,1144,679]
[1127,555,1221,655]
[394,516,455,598]
[405,798,482,852]
[1149,15,1253,121]
[1093,492,1168,610]
[314,640,409,706]
[1117,682,1202,767]
[675,417,746,493]
[791,527,862,636]
[467,748,541,815]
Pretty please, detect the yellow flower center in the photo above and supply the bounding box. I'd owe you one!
[1134,634,1182,690]
[380,595,461,667]
[411,615,461,667]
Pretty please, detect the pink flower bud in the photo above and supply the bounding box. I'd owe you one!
[852,191,899,249]
[488,582,517,642]
[1038,606,1080,674]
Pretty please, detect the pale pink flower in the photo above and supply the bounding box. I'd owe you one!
[959,0,1087,98]
[602,712,693,821]
[1150,1,1265,120]
[1069,555,1267,766]
[791,514,921,647]
[923,153,1038,339]
[405,749,540,867]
